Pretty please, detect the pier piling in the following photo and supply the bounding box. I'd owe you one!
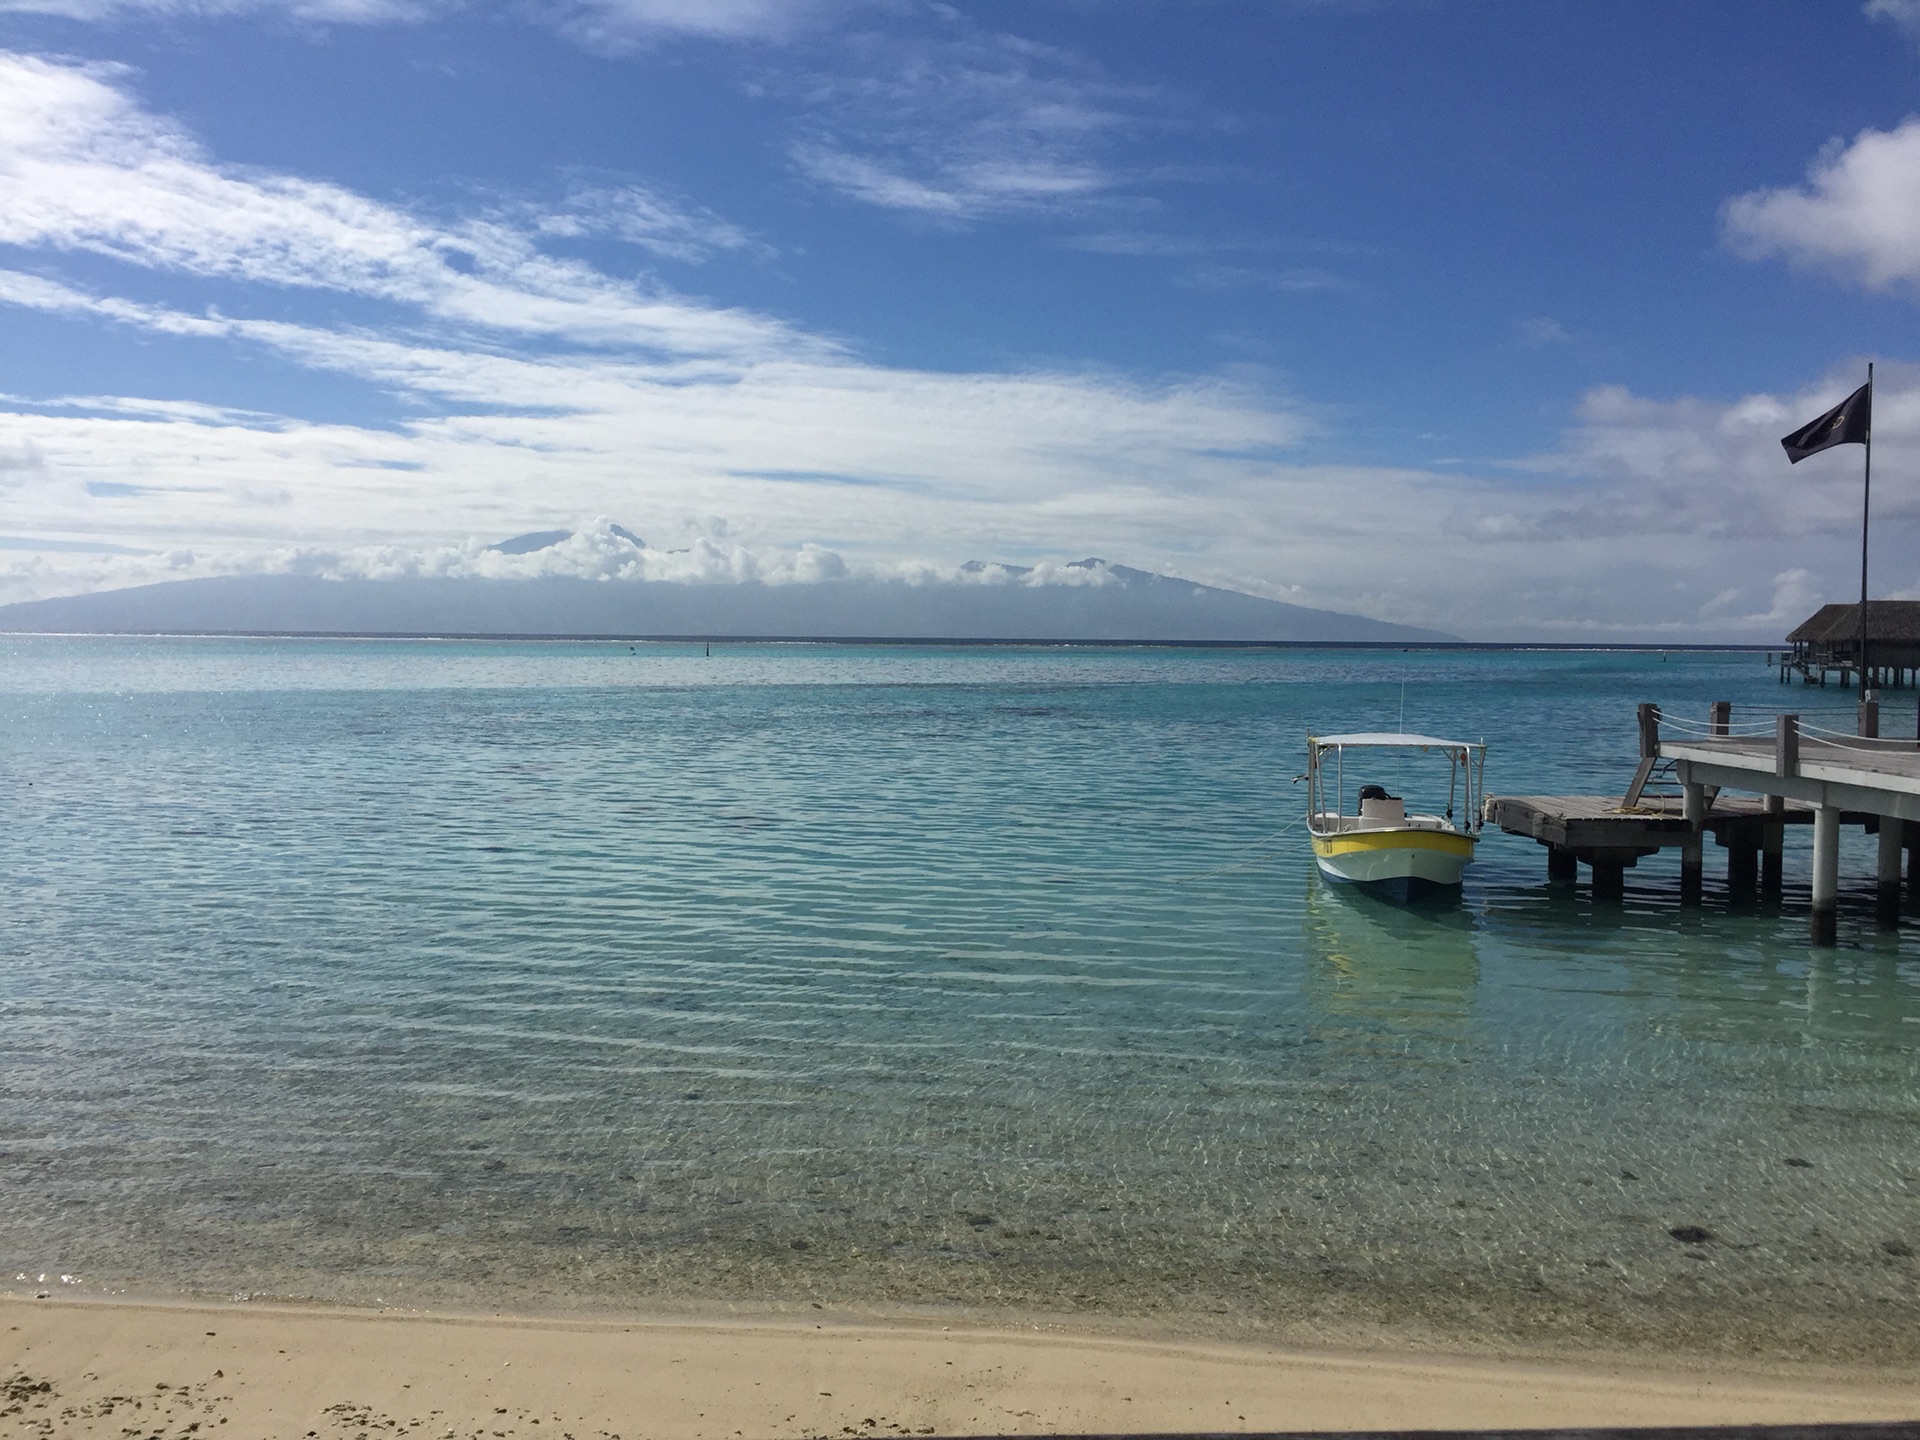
[1878,817,1904,927]
[1811,804,1840,946]
[1725,832,1759,903]
[1547,844,1577,881]
[1591,859,1626,901]
[1680,780,1705,905]
[1761,798,1785,899]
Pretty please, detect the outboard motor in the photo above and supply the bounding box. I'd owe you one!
[1357,783,1405,823]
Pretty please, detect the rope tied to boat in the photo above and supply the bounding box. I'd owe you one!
[1172,820,1304,884]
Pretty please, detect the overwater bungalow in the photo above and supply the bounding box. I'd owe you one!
[1782,600,1920,688]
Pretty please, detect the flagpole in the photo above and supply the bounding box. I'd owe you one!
[1861,360,1874,697]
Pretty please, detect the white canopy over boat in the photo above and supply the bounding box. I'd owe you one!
[1312,732,1479,750]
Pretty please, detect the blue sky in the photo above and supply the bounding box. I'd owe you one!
[3,0,1920,637]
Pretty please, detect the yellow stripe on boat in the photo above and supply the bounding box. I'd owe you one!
[1312,830,1475,860]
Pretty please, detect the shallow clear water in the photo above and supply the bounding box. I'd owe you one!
[2,637,1917,1358]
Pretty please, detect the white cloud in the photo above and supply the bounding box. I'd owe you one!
[0,47,1914,640]
[1513,315,1572,348]
[786,144,977,217]
[1867,0,1920,42]
[0,53,806,359]
[1062,231,1286,258]
[548,0,849,51]
[0,516,1145,602]
[781,26,1150,223]
[1179,265,1353,294]
[0,0,1147,227]
[1445,368,1920,634]
[534,183,760,263]
[8,347,1911,638]
[0,0,846,34]
[0,0,434,19]
[1721,117,1920,289]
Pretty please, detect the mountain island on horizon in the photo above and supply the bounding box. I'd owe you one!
[0,527,1456,644]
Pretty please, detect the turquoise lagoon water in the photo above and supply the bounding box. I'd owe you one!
[2,637,1918,1359]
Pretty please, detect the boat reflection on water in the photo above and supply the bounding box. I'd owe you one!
[1301,876,1481,1041]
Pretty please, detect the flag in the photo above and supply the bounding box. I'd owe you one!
[1781,383,1871,463]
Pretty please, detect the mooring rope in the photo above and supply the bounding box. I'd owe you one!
[1173,819,1306,883]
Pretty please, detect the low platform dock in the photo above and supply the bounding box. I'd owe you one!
[1486,699,1919,942]
[1483,791,1814,902]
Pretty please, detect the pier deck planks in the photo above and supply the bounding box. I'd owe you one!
[1485,793,1809,857]
[1664,733,1920,787]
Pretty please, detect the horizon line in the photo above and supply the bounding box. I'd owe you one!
[0,628,1775,652]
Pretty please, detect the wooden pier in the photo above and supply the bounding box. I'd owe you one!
[1486,698,1919,942]
[1483,791,1813,902]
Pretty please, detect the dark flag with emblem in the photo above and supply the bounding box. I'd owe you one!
[1781,383,1871,463]
[1780,364,1877,708]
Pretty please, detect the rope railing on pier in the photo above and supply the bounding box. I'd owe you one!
[1655,713,1778,737]
[1794,722,1920,749]
[1651,702,1920,740]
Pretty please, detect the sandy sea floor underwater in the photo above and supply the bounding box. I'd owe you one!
[5,638,1920,1414]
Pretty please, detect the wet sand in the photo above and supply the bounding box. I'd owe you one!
[4,1296,1919,1439]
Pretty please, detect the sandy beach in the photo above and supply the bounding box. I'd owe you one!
[4,1296,1919,1440]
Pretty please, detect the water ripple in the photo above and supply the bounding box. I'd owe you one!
[2,638,1918,1358]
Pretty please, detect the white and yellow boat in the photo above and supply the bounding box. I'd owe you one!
[1305,732,1485,903]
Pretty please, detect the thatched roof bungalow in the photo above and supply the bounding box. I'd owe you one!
[1787,601,1920,687]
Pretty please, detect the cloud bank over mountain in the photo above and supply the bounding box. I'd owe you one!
[0,524,1456,642]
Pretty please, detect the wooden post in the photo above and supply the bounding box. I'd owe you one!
[1878,817,1903,928]
[1811,804,1840,946]
[1776,714,1799,779]
[1860,699,1880,738]
[1547,844,1577,881]
[1710,700,1731,736]
[1591,860,1626,901]
[1679,834,1703,904]
[1727,829,1759,904]
[1680,780,1705,905]
[1762,794,1785,900]
[1622,702,1662,809]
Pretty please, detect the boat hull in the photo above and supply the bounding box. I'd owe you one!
[1311,827,1475,902]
